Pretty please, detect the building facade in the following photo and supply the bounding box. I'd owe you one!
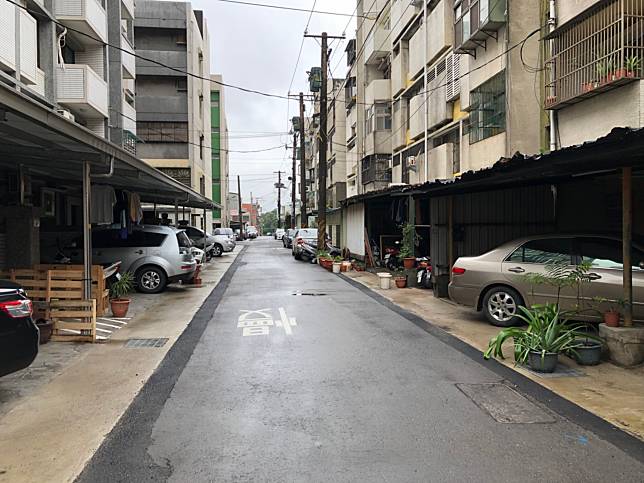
[134,0,212,229]
[210,74,229,228]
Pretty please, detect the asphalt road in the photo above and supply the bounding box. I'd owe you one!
[78,237,644,482]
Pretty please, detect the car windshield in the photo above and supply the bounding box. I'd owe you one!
[297,229,318,238]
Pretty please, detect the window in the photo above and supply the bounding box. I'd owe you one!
[507,238,574,265]
[137,122,188,143]
[577,237,644,271]
[175,30,187,45]
[365,105,374,134]
[469,71,505,143]
[199,135,204,160]
[92,229,167,248]
[176,78,187,92]
[375,103,392,130]
[199,175,205,195]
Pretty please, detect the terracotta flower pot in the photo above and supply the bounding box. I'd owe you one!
[403,258,415,270]
[340,261,351,272]
[394,276,407,288]
[110,298,131,318]
[603,310,620,327]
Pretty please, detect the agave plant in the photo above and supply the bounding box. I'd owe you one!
[483,304,600,365]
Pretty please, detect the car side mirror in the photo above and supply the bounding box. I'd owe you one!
[639,261,644,270]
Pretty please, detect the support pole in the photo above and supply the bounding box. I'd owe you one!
[203,207,207,250]
[174,199,179,226]
[82,162,92,300]
[277,171,282,229]
[623,167,633,327]
[317,32,328,251]
[299,92,307,228]
[291,131,297,229]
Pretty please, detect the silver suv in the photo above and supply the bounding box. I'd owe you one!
[212,228,236,256]
[92,225,197,294]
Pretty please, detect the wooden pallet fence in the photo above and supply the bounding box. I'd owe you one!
[1,265,109,316]
[50,299,97,343]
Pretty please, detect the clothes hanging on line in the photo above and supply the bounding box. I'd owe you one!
[91,185,116,224]
[128,192,143,223]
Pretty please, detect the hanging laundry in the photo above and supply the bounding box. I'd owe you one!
[91,185,116,224]
[128,192,143,223]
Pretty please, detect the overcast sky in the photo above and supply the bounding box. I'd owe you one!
[187,0,357,212]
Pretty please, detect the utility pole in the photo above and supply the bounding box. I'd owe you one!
[305,32,343,250]
[299,92,307,228]
[237,175,244,239]
[291,130,297,229]
[274,171,286,229]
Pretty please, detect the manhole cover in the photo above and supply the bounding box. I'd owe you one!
[456,383,555,424]
[124,338,169,348]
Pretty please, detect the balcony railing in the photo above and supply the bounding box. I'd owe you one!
[56,64,108,118]
[361,155,392,185]
[54,0,107,44]
[544,0,644,109]
[121,34,136,79]
[454,0,506,55]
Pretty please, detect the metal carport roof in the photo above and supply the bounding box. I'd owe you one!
[0,83,219,209]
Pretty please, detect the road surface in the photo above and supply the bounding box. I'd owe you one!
[78,237,644,482]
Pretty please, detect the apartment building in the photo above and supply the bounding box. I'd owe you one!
[134,0,213,229]
[0,0,135,146]
[326,78,347,245]
[210,74,229,228]
[545,0,644,148]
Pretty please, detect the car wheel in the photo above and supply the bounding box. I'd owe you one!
[135,266,167,294]
[482,287,524,327]
[212,244,223,257]
[294,252,302,260]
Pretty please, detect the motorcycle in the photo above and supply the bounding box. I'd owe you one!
[416,257,433,289]
[384,241,402,270]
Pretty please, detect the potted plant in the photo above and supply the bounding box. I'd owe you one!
[593,296,626,328]
[317,250,333,270]
[570,328,604,366]
[596,58,613,84]
[351,259,365,272]
[110,271,134,318]
[625,55,641,77]
[393,269,407,288]
[332,256,343,274]
[400,223,417,270]
[484,304,599,373]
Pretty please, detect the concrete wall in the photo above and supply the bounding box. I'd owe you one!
[557,82,643,147]
[344,202,365,256]
[557,0,602,27]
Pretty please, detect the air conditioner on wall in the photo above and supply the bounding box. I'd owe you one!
[56,109,75,122]
[407,156,416,167]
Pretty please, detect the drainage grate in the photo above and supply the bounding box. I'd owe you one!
[291,291,327,296]
[124,338,169,348]
[456,383,555,424]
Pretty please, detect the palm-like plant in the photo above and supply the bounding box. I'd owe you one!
[484,304,600,365]
[109,272,134,300]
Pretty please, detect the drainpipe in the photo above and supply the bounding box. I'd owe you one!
[423,0,429,182]
[82,162,92,299]
[548,0,558,152]
[91,156,114,178]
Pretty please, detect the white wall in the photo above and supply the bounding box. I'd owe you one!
[344,203,365,256]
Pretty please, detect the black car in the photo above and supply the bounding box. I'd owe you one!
[0,280,38,377]
[283,229,296,249]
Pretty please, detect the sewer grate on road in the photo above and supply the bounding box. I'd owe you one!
[456,383,556,424]
[124,338,169,348]
[291,291,328,296]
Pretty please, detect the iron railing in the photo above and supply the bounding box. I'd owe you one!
[545,0,644,109]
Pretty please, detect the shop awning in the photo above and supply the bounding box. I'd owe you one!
[0,83,219,209]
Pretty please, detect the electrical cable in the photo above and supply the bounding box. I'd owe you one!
[208,0,371,19]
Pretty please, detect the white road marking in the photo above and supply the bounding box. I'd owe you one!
[242,326,270,336]
[279,307,293,335]
[96,322,122,329]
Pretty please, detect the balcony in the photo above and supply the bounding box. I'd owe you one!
[429,143,454,181]
[54,0,107,44]
[544,0,644,109]
[408,94,425,140]
[122,98,136,133]
[365,79,391,105]
[56,65,108,118]
[0,0,16,73]
[19,10,38,85]
[121,0,134,20]
[121,34,135,79]
[454,0,506,55]
[32,68,45,96]
[361,154,392,186]
[364,27,390,65]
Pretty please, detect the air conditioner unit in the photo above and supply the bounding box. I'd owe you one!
[56,109,75,122]
[407,156,416,167]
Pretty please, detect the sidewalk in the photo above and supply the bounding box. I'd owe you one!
[0,247,243,483]
[344,270,644,442]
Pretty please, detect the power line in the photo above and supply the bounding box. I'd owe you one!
[210,0,371,19]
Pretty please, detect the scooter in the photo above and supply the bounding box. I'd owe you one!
[384,241,402,270]
[416,257,433,289]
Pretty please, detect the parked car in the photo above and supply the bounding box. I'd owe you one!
[283,229,296,248]
[214,227,235,243]
[211,229,236,256]
[181,225,215,255]
[0,280,38,377]
[449,234,644,327]
[91,225,197,294]
[234,229,243,241]
[274,229,285,240]
[246,226,258,239]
